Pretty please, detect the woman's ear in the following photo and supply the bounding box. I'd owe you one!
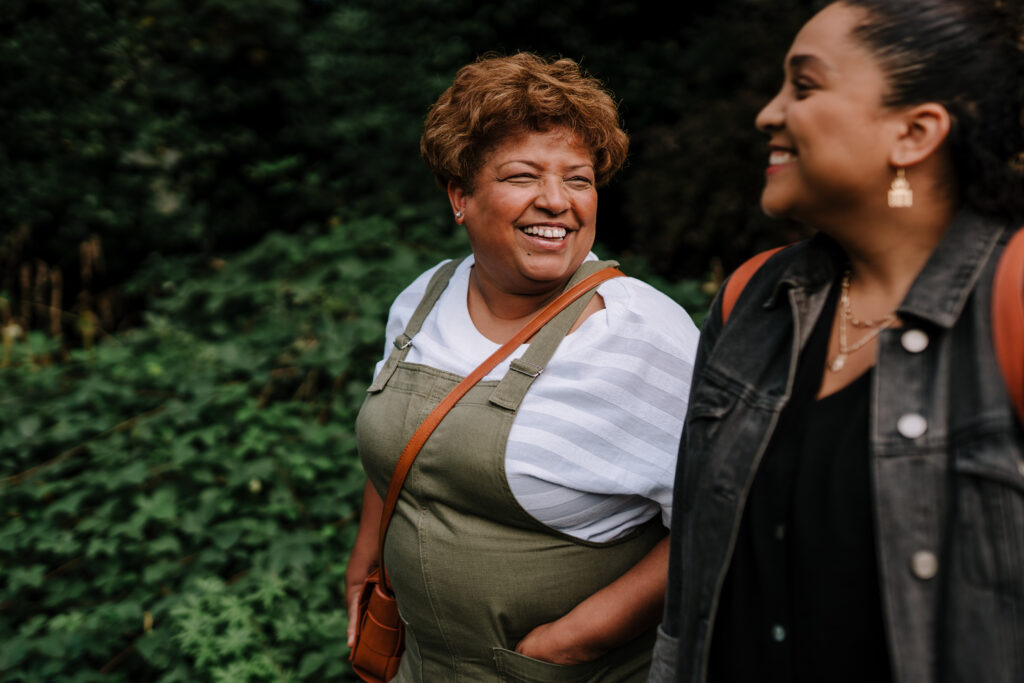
[889,103,951,168]
[447,181,467,224]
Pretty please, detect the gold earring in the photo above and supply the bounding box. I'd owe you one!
[887,167,913,208]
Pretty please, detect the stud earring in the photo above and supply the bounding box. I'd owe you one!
[887,167,913,208]
[455,210,463,220]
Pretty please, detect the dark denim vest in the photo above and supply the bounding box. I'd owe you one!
[652,210,1024,683]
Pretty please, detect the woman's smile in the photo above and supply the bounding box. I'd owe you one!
[766,146,797,175]
[519,223,570,241]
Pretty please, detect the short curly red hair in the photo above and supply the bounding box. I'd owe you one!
[420,52,629,191]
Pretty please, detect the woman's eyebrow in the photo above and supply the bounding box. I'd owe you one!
[495,160,594,171]
[787,53,830,73]
[496,159,542,170]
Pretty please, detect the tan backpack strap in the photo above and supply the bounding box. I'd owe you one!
[993,227,1024,423]
[721,247,786,325]
[376,266,626,582]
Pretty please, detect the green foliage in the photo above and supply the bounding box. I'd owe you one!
[1,0,811,326]
[1,218,467,681]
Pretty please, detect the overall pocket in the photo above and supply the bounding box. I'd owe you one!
[491,633,652,683]
[492,649,604,683]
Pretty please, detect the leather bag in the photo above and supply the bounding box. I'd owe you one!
[348,266,625,682]
[350,567,404,683]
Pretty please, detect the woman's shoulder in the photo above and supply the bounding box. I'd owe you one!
[382,257,469,337]
[595,275,701,355]
[388,256,470,311]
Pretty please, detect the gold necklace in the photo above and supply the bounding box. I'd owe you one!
[828,269,897,373]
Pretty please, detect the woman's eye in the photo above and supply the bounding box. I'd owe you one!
[503,174,537,184]
[792,79,815,97]
[564,177,594,190]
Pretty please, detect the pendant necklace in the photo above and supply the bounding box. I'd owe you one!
[828,268,897,373]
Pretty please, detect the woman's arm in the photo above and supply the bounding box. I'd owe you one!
[345,480,384,648]
[514,535,670,664]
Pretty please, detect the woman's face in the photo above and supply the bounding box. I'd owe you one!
[451,127,598,294]
[755,2,905,222]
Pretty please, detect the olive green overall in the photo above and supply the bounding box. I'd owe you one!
[356,259,665,682]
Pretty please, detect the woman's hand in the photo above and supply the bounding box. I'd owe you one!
[345,480,384,649]
[346,585,364,649]
[515,618,603,665]
[514,536,670,665]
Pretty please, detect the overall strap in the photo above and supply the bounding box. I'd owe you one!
[993,226,1024,423]
[366,258,464,393]
[489,260,619,411]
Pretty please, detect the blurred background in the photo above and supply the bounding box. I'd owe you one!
[1,0,815,680]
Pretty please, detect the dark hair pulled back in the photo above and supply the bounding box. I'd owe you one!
[839,0,1024,219]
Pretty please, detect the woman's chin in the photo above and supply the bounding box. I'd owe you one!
[760,195,789,219]
[516,253,585,287]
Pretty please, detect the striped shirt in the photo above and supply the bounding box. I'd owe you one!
[372,255,699,541]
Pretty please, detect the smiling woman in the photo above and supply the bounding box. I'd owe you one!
[652,2,1024,683]
[344,53,700,682]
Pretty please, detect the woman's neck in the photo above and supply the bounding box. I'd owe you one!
[818,196,957,308]
[466,266,567,344]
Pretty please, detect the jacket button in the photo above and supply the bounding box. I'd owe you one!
[911,551,938,579]
[897,413,928,439]
[900,329,929,353]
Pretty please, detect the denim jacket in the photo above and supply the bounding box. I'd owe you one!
[651,210,1024,683]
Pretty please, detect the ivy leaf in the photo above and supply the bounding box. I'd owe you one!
[17,414,43,438]
[8,565,46,590]
[134,629,172,668]
[298,651,326,677]
[135,488,178,523]
[0,636,29,671]
[45,489,91,518]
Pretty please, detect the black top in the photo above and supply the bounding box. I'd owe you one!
[708,282,892,683]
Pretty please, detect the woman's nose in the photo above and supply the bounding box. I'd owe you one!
[755,89,786,133]
[534,176,571,214]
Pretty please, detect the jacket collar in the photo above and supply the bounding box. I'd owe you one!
[898,210,1006,328]
[764,210,1007,329]
[764,233,843,309]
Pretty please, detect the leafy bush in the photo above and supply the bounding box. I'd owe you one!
[1,217,467,682]
[2,0,810,335]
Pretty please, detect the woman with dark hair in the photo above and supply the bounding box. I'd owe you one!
[346,53,699,681]
[652,1,1024,682]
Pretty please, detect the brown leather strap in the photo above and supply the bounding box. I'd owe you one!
[720,246,786,325]
[993,227,1024,423]
[376,266,626,580]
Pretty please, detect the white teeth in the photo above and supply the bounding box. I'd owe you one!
[770,150,795,165]
[521,225,567,239]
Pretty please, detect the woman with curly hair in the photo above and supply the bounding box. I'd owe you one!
[652,2,1024,682]
[347,53,699,682]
